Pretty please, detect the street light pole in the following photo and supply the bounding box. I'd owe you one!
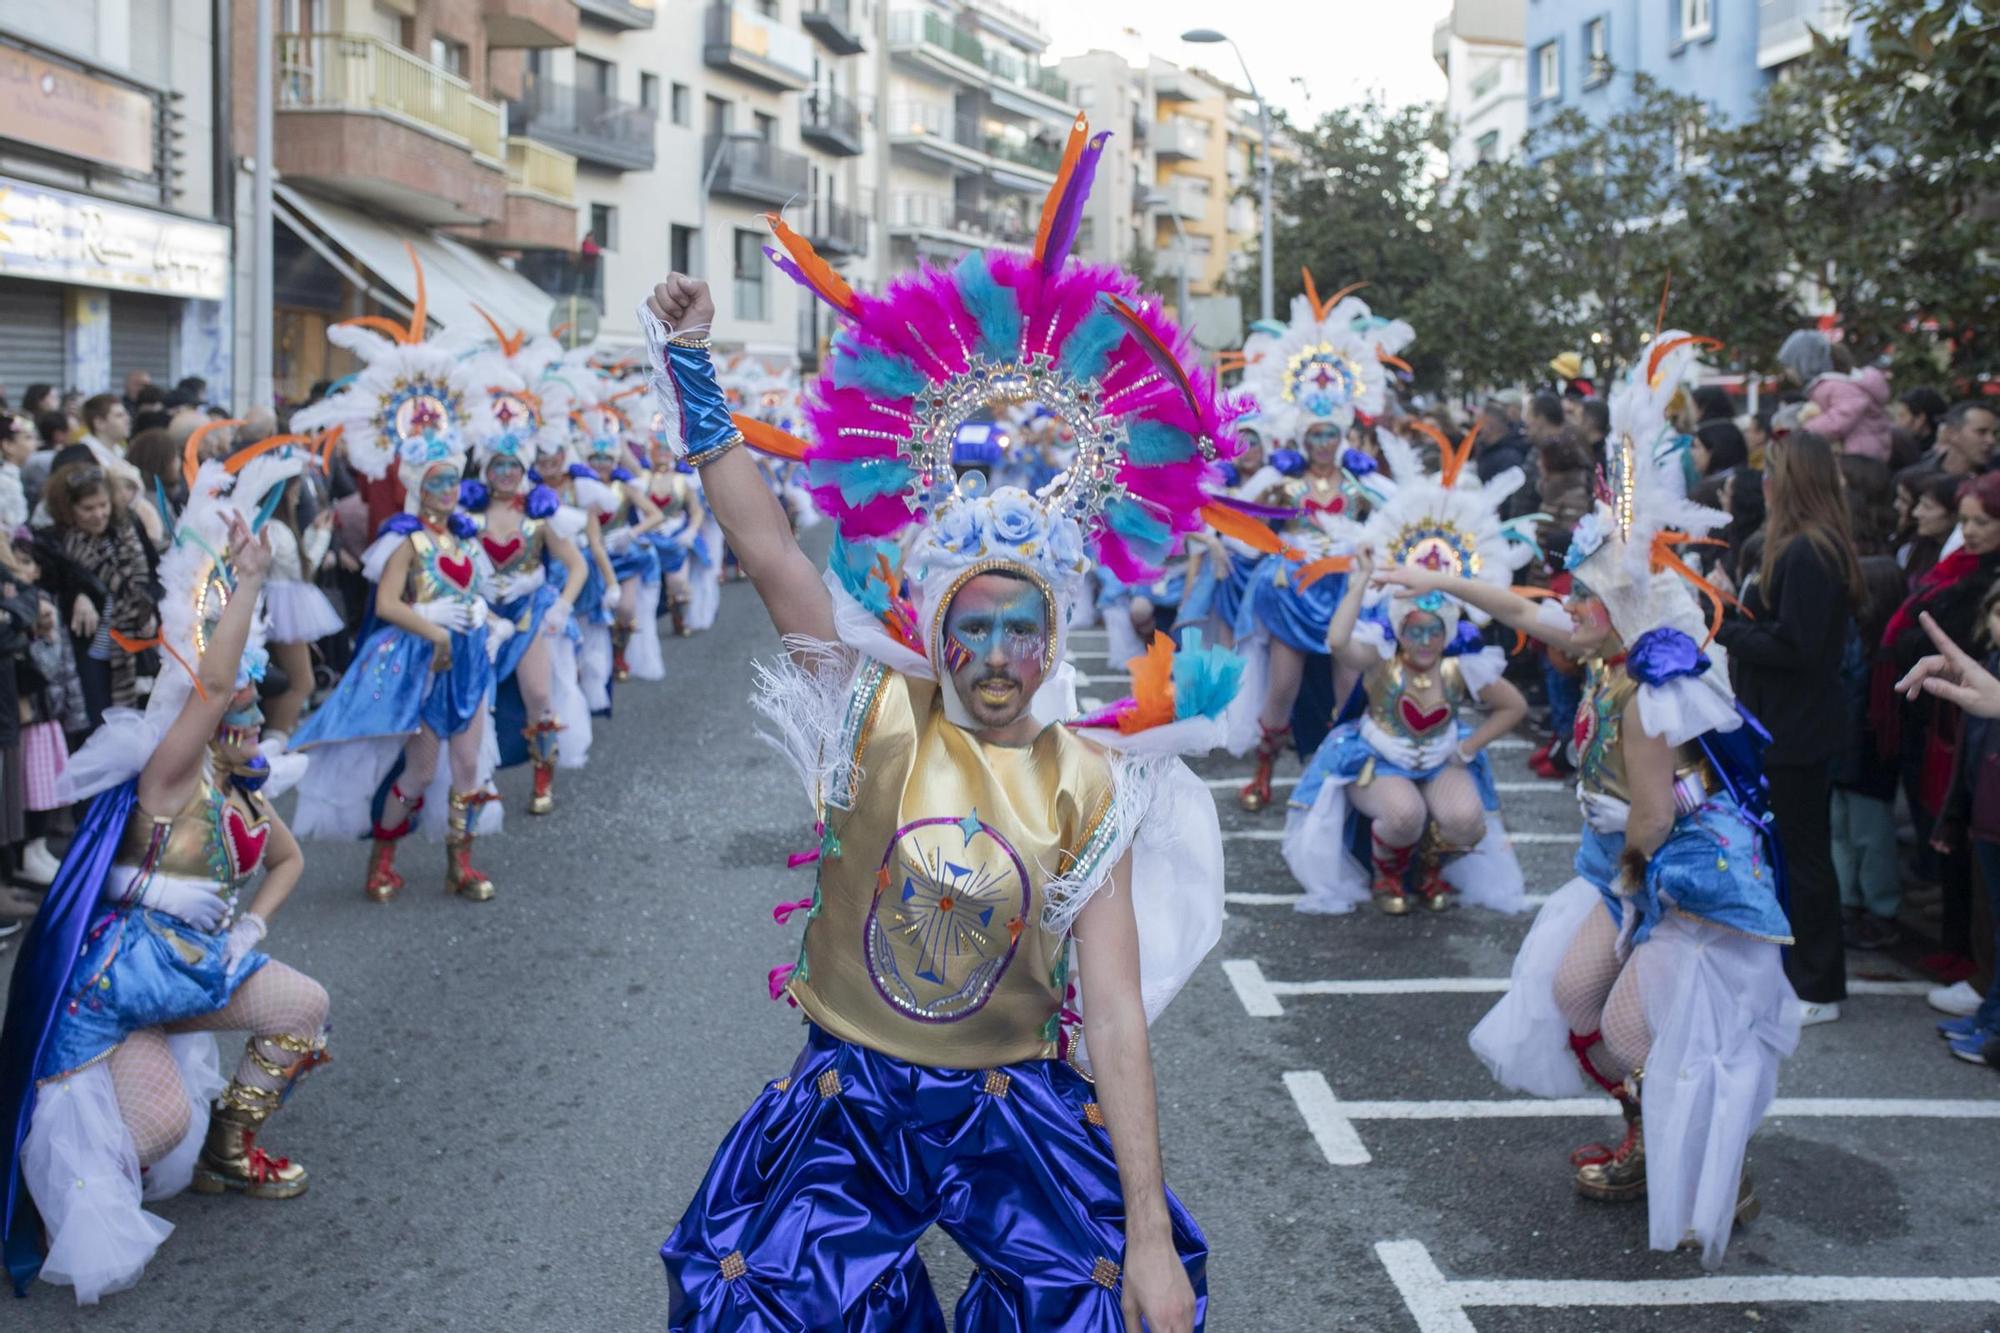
[252,0,274,411]
[1182,28,1274,323]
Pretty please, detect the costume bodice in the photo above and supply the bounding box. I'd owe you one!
[791,663,1118,1069]
[648,471,695,526]
[594,480,633,534]
[114,772,271,889]
[403,527,482,605]
[1365,657,1469,742]
[1574,658,1713,804]
[473,510,547,577]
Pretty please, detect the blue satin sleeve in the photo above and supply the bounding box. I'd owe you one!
[664,343,742,461]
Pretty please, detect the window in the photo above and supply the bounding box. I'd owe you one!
[589,204,617,252]
[734,229,767,321]
[1533,40,1560,103]
[1679,0,1712,42]
[1583,17,1609,85]
[753,111,778,143]
[428,36,466,77]
[639,73,659,112]
[1075,84,1096,108]
[706,95,732,137]
[671,225,696,277]
[1475,129,1501,162]
[670,81,691,128]
[1470,63,1500,100]
[577,54,614,96]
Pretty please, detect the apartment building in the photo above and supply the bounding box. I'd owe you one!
[232,0,582,404]
[1432,0,1527,176]
[0,4,231,402]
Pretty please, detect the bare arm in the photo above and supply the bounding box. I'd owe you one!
[581,512,617,589]
[546,528,587,615]
[1325,549,1383,672]
[622,483,665,538]
[240,814,303,923]
[1464,676,1528,756]
[1619,698,1678,869]
[1375,566,1587,656]
[1076,852,1197,1333]
[646,273,834,646]
[138,514,271,816]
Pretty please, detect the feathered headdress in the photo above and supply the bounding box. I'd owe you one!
[1237,272,1413,442]
[458,308,569,470]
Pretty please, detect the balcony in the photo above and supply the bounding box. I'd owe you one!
[467,137,579,249]
[275,33,506,225]
[807,198,868,257]
[886,101,987,173]
[706,135,811,206]
[1152,117,1208,161]
[508,78,656,171]
[1152,66,1201,103]
[1160,175,1210,221]
[1226,196,1257,235]
[984,133,1059,188]
[982,43,1070,121]
[705,2,815,91]
[801,90,865,156]
[484,0,578,47]
[802,0,866,55]
[1757,0,1850,69]
[576,0,653,28]
[888,9,989,87]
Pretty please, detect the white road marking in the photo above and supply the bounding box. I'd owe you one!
[1201,774,1563,795]
[1376,1238,2000,1332]
[1224,891,1551,909]
[1217,828,1580,845]
[1282,1070,1372,1165]
[1491,780,1566,793]
[1203,775,1298,791]
[1224,960,1932,1014]
[1222,829,1288,841]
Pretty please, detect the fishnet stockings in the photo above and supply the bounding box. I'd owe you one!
[1348,766,1489,850]
[106,962,330,1168]
[1552,905,1653,1083]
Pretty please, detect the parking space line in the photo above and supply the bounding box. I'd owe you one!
[1220,959,1284,1017]
[1282,1070,1372,1165]
[1376,1238,2000,1332]
[1199,775,1564,795]
[1224,891,1552,908]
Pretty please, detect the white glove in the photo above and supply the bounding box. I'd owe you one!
[601,580,622,611]
[602,528,635,556]
[1359,716,1424,771]
[415,600,474,632]
[544,599,573,634]
[136,878,229,933]
[464,598,490,631]
[221,911,267,973]
[1413,732,1459,772]
[485,617,515,662]
[485,572,519,603]
[1578,789,1632,834]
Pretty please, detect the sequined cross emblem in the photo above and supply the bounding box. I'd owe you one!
[864,814,1032,1023]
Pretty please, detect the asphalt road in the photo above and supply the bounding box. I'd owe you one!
[4,575,1999,1332]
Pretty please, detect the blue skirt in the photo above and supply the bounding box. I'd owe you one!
[610,539,661,588]
[1293,721,1500,812]
[491,584,558,683]
[1241,554,1347,655]
[649,529,690,577]
[292,622,493,747]
[1210,550,1259,631]
[1576,802,1793,947]
[662,1026,1207,1332]
[43,907,267,1081]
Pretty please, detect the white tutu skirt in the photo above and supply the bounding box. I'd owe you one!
[24,1033,224,1304]
[1282,782,1526,915]
[1220,627,1270,758]
[262,579,347,646]
[578,623,613,713]
[1469,879,1800,1267]
[546,631,593,769]
[683,519,723,633]
[625,580,667,682]
[290,722,502,842]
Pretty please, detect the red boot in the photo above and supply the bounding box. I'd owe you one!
[1371,836,1415,915]
[1238,723,1290,812]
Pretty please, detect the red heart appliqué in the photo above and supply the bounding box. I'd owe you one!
[481,534,524,569]
[1399,697,1452,735]
[437,554,475,591]
[223,805,269,879]
[597,511,617,530]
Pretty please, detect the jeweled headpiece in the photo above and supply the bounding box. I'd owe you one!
[1238,273,1413,442]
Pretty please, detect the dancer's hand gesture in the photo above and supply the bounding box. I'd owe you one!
[646,273,716,337]
[1122,1232,1196,1333]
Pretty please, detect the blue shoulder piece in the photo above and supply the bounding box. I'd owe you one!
[376,513,423,541]
[1340,447,1379,477]
[1443,618,1485,656]
[2,780,139,1293]
[1214,461,1241,488]
[1625,627,1707,687]
[1270,448,1306,477]
[567,463,595,482]
[610,466,635,483]
[1697,705,1788,917]
[447,512,479,541]
[459,479,490,512]
[524,485,560,520]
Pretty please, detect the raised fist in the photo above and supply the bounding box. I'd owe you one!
[647,273,716,337]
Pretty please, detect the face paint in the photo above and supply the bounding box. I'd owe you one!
[218,697,264,753]
[942,574,1051,728]
[488,458,524,493]
[420,466,461,513]
[948,588,1048,665]
[1402,614,1447,648]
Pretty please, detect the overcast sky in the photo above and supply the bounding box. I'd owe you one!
[1042,0,1455,122]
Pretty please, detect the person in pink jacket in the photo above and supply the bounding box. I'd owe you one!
[1779,329,1894,461]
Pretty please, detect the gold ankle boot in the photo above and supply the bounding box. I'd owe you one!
[446,790,496,900]
[191,1034,324,1200]
[1576,1073,1646,1202]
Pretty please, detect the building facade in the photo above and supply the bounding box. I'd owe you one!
[1433,0,1526,176]
[0,3,232,404]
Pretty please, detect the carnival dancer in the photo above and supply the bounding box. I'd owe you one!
[535,367,626,708]
[576,387,665,682]
[641,421,711,638]
[288,298,507,902]
[1227,275,1413,810]
[254,444,344,750]
[0,461,329,1304]
[1381,332,1799,1267]
[1283,424,1537,914]
[641,114,1249,1328]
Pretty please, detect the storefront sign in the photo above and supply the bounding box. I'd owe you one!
[0,43,155,177]
[0,176,229,300]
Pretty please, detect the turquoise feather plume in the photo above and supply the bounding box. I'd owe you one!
[829,533,896,614]
[831,333,927,400]
[1171,629,1245,721]
[1059,309,1125,381]
[808,457,917,507]
[953,253,1023,362]
[1104,495,1170,549]
[1126,419,1198,465]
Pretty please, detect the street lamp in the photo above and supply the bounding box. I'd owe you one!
[1181,27,1273,324]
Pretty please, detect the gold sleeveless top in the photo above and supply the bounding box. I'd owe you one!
[1364,657,1469,743]
[114,773,272,889]
[403,527,482,605]
[1574,658,1715,803]
[788,663,1119,1068]
[472,512,547,578]
[647,471,696,524]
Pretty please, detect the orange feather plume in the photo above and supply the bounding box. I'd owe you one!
[336,315,413,343]
[1302,269,1368,322]
[1295,555,1354,590]
[1034,113,1090,267]
[1504,585,1565,653]
[764,213,857,317]
[111,629,207,701]
[472,303,526,358]
[317,424,343,471]
[1377,353,1413,374]
[338,242,429,343]
[1649,531,1744,645]
[184,418,244,488]
[1406,418,1482,489]
[1200,502,1306,563]
[1117,634,1178,734]
[1647,334,1724,387]
[223,432,310,474]
[733,414,810,462]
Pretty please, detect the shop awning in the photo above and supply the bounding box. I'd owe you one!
[274,183,557,341]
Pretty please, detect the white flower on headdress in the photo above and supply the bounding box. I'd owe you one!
[1045,514,1086,574]
[930,502,983,557]
[987,490,1047,549]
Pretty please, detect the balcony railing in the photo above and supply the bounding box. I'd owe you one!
[704,1,815,90]
[885,101,982,154]
[983,46,1067,102]
[1152,118,1208,160]
[886,192,1031,246]
[1757,0,1850,68]
[576,0,655,28]
[984,135,1059,174]
[706,135,811,205]
[807,199,868,256]
[277,33,503,160]
[802,0,866,55]
[505,135,577,203]
[801,90,865,155]
[889,10,987,67]
[508,77,656,171]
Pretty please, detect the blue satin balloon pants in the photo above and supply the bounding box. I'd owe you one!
[663,1025,1208,1331]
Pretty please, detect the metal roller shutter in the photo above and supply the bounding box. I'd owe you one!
[108,292,180,387]
[0,282,67,401]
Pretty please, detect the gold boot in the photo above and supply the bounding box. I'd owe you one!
[523,719,561,816]
[191,1033,325,1200]
[447,790,497,901]
[1576,1072,1646,1202]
